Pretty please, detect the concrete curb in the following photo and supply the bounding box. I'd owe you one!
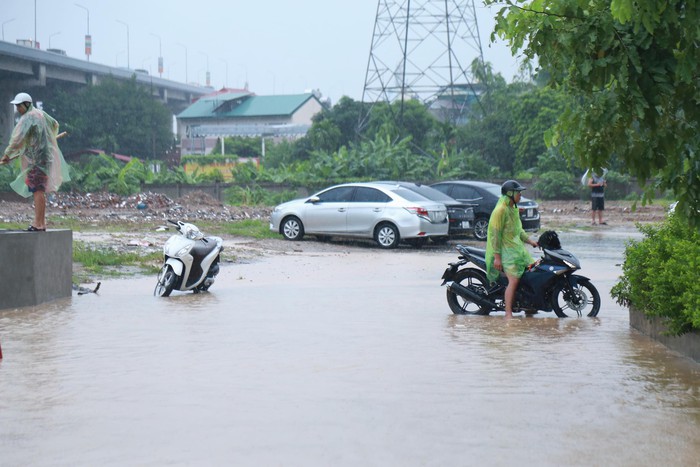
[629,306,700,364]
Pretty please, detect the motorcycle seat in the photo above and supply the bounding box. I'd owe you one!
[191,237,221,257]
[464,246,486,258]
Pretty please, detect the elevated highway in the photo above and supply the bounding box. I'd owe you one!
[0,40,210,146]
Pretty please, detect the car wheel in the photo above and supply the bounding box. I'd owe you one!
[374,222,400,249]
[473,217,489,241]
[281,216,304,241]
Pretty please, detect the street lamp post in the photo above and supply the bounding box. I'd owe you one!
[200,51,210,87]
[219,58,228,88]
[176,42,188,83]
[150,33,163,77]
[48,31,61,49]
[116,20,130,69]
[74,3,90,61]
[2,18,15,41]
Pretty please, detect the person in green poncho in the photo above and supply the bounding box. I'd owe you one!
[0,92,70,231]
[485,180,539,318]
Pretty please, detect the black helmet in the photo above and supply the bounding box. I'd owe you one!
[501,180,526,196]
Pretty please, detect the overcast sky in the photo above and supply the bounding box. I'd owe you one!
[2,0,521,104]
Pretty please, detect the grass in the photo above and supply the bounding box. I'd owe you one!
[198,218,278,239]
[73,241,162,283]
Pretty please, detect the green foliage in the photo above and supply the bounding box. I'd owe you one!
[209,136,262,158]
[600,171,632,200]
[198,169,226,183]
[150,166,204,185]
[63,153,122,192]
[224,185,297,206]
[61,154,152,195]
[109,158,153,195]
[534,171,580,199]
[611,213,700,335]
[182,154,235,165]
[0,161,20,192]
[230,161,265,184]
[489,0,700,226]
[47,77,174,159]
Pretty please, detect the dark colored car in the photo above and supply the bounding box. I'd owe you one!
[375,181,475,241]
[430,180,540,241]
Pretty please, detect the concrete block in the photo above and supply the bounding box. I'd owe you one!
[0,229,73,309]
[629,306,700,364]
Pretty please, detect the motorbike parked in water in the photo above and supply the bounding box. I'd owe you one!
[440,231,600,317]
[154,220,224,297]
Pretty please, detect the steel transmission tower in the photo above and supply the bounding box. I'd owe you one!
[360,0,486,129]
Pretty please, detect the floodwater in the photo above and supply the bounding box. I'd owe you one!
[1,230,698,466]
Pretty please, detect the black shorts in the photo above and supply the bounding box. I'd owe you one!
[591,197,605,211]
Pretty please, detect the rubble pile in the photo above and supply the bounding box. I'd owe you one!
[1,190,273,225]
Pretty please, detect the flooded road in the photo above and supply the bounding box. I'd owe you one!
[1,230,699,466]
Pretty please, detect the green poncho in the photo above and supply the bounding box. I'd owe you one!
[3,105,70,198]
[485,195,534,283]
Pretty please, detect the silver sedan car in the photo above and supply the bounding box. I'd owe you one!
[269,182,449,248]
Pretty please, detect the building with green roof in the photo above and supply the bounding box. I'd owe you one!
[177,88,324,155]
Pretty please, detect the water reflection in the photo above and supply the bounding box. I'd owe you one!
[0,233,698,466]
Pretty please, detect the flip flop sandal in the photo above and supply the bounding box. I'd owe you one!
[26,226,46,231]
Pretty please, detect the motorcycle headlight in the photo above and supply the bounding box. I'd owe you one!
[186,229,202,240]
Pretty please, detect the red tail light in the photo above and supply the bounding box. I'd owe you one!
[405,207,429,217]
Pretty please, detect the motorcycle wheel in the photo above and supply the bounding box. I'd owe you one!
[551,278,601,317]
[154,265,176,297]
[446,268,491,315]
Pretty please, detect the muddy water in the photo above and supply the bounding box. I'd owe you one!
[1,231,698,466]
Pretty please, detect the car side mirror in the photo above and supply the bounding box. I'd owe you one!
[306,196,321,204]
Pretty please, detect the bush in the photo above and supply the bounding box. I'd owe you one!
[611,213,700,335]
[224,185,297,206]
[533,171,579,199]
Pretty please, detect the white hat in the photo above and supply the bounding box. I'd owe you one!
[10,92,32,105]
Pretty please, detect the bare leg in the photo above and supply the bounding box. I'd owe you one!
[591,210,596,225]
[33,191,46,229]
[504,274,520,319]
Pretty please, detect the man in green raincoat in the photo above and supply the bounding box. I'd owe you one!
[0,92,70,231]
[485,180,539,318]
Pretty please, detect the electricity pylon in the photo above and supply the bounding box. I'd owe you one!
[360,0,486,130]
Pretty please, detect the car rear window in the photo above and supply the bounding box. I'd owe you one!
[391,187,430,202]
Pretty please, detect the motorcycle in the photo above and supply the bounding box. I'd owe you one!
[154,220,224,297]
[440,231,600,317]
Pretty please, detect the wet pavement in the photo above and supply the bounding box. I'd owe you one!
[0,230,698,466]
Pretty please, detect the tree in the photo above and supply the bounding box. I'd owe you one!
[47,77,174,159]
[489,0,700,225]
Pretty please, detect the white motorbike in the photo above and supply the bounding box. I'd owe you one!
[154,220,224,297]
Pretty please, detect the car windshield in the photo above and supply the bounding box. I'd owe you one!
[390,187,431,202]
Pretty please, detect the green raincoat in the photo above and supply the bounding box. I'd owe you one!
[485,195,534,283]
[3,105,70,197]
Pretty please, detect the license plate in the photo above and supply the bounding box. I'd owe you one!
[526,209,533,217]
[461,221,471,229]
